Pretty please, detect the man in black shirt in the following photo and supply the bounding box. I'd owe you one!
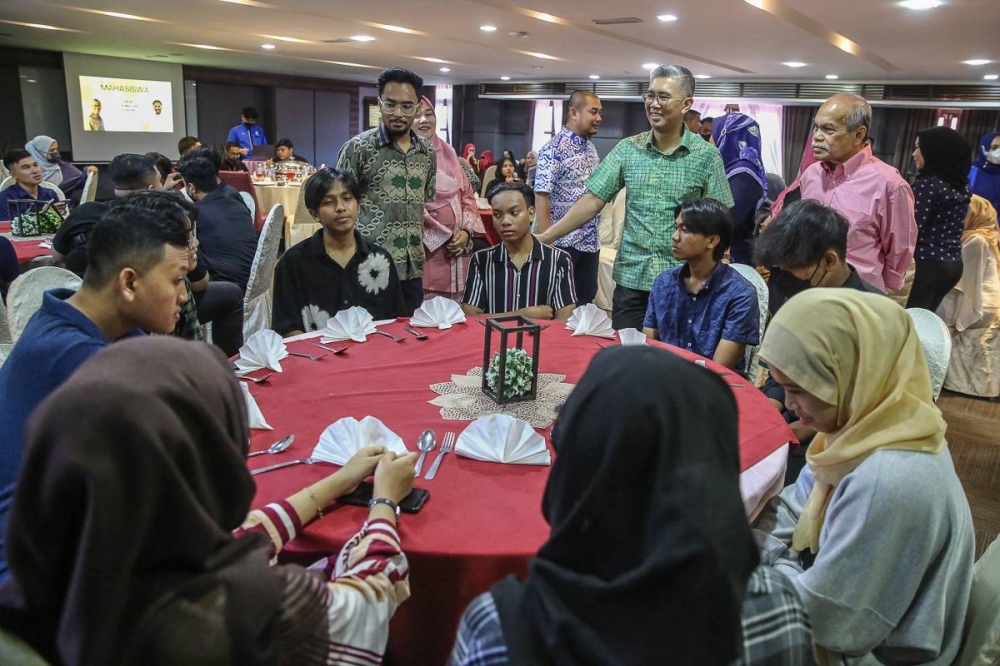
[222,142,249,172]
[271,168,404,336]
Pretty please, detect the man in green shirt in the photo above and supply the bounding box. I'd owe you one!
[537,64,733,329]
[337,67,436,313]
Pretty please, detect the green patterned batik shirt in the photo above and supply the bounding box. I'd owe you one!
[585,127,733,292]
[336,124,436,281]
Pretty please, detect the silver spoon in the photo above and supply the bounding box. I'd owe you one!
[247,434,295,458]
[240,372,274,384]
[313,343,348,355]
[413,429,436,477]
[251,457,321,476]
[403,327,429,340]
[375,330,405,343]
[288,350,327,361]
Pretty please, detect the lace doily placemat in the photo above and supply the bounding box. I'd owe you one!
[429,367,575,428]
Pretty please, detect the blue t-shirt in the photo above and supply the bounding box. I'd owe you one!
[643,261,759,372]
[227,123,268,153]
[0,183,60,221]
[0,288,143,582]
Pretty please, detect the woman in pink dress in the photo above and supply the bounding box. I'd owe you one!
[414,97,485,301]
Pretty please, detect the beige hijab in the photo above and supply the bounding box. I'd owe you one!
[760,289,947,553]
[963,194,1000,268]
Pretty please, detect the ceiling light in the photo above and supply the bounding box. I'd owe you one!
[500,76,511,80]
[589,74,600,79]
[526,52,557,60]
[825,74,839,79]
[900,0,942,8]
[783,61,807,68]
[98,11,144,20]
[26,79,36,83]
[642,62,658,70]
[480,25,497,32]
[656,14,678,21]
[694,74,711,79]
[535,13,557,22]
[261,43,275,50]
[350,35,375,42]
[964,59,991,66]
[416,57,450,64]
[440,67,451,72]
[380,24,418,34]
[261,34,311,44]
[985,74,999,80]
[192,44,223,50]
[0,20,69,31]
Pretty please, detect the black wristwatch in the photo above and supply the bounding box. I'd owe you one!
[369,497,400,517]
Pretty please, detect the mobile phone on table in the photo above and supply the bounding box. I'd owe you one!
[338,481,430,513]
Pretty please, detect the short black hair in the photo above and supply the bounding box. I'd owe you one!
[674,198,733,261]
[241,106,258,121]
[181,146,223,172]
[754,200,849,268]
[276,138,294,149]
[3,149,32,170]
[702,116,714,124]
[377,67,423,96]
[684,109,702,121]
[487,181,535,208]
[304,167,361,210]
[84,193,191,287]
[224,141,242,152]
[152,99,162,105]
[568,89,598,111]
[145,152,173,186]
[109,153,159,190]
[178,156,219,193]
[178,136,200,156]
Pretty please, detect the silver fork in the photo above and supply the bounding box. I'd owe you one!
[250,457,321,475]
[313,343,348,355]
[239,372,274,384]
[375,330,405,343]
[425,432,455,480]
[288,350,327,361]
[403,327,429,340]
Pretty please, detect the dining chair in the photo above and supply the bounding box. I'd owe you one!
[218,170,265,232]
[242,203,284,340]
[906,307,953,402]
[7,267,82,343]
[81,169,98,204]
[730,263,769,385]
[954,534,1000,666]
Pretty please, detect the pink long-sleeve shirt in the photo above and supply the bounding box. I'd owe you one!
[773,146,916,291]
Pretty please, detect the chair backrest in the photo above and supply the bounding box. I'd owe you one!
[0,177,13,191]
[730,263,768,384]
[956,534,1000,666]
[598,188,627,250]
[242,203,284,339]
[39,182,66,201]
[80,169,98,204]
[7,267,82,342]
[906,307,952,401]
[218,170,265,232]
[239,191,256,224]
[0,625,51,665]
[480,166,497,197]
[0,294,11,345]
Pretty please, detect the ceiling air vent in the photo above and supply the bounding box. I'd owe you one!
[322,38,352,44]
[592,16,643,25]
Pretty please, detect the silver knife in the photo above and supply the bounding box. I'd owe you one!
[250,458,313,476]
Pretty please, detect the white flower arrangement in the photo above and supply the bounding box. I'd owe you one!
[358,253,391,295]
[486,348,535,400]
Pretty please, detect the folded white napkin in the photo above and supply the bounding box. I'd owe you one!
[235,329,288,374]
[456,414,551,465]
[410,296,466,329]
[618,328,648,346]
[240,382,272,430]
[320,306,377,343]
[313,416,408,465]
[565,303,615,338]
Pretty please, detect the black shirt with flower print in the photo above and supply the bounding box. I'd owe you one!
[271,229,406,336]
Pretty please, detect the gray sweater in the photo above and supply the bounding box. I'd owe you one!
[754,449,974,664]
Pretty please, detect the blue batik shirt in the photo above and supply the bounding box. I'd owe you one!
[534,127,601,253]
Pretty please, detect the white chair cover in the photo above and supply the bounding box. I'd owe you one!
[7,267,82,342]
[0,295,11,346]
[239,191,256,223]
[39,182,66,201]
[730,263,768,384]
[0,177,12,191]
[956,535,1000,666]
[81,169,98,203]
[480,166,497,197]
[906,308,952,401]
[594,189,627,313]
[242,203,284,340]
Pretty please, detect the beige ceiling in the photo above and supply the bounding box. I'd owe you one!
[0,0,997,85]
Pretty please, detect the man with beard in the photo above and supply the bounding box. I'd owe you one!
[534,90,604,305]
[337,67,436,313]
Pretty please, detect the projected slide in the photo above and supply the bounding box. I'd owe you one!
[79,76,173,133]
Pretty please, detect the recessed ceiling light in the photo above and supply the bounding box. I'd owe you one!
[531,65,544,70]
[380,24,418,34]
[261,34,311,44]
[589,74,600,79]
[261,43,275,50]
[964,59,991,66]
[694,74,711,79]
[535,13,557,23]
[0,20,68,31]
[26,79,36,83]
[642,62,658,70]
[192,44,223,50]
[350,35,375,42]
[98,11,146,20]
[657,14,678,21]
[985,74,999,80]
[900,0,942,8]
[783,61,807,68]
[440,67,451,72]
[825,74,839,79]
[500,75,511,80]
[480,25,497,32]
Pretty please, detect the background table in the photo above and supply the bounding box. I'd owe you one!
[0,222,53,265]
[249,319,793,664]
[252,181,301,222]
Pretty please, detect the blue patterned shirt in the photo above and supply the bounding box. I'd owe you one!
[534,127,601,253]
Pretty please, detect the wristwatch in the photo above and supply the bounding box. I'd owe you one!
[369,497,400,517]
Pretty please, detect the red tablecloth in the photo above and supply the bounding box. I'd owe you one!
[249,319,792,664]
[0,222,53,265]
[478,210,500,245]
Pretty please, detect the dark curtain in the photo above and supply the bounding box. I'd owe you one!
[960,109,1000,155]
[781,105,817,183]
[891,108,938,176]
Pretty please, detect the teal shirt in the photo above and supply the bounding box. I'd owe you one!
[585,126,733,291]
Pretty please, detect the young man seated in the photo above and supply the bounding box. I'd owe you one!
[0,195,192,582]
[0,149,64,222]
[222,142,249,172]
[462,182,577,321]
[642,198,759,372]
[272,138,312,167]
[271,168,405,336]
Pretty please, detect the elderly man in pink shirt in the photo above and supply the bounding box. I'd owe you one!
[771,94,916,292]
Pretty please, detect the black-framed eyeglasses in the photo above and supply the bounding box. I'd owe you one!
[379,98,418,116]
[640,91,679,106]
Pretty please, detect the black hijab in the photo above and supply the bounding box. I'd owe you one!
[492,346,759,665]
[917,126,973,189]
[0,337,282,666]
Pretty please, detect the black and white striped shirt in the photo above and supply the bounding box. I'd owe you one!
[462,240,577,314]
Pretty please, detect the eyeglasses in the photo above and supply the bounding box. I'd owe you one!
[379,98,418,116]
[640,91,680,106]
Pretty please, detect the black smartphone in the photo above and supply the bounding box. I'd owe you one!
[338,481,430,514]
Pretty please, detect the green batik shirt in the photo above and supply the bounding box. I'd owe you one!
[336,124,436,281]
[172,277,204,342]
[585,126,733,291]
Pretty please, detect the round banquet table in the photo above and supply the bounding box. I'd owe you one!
[252,181,301,221]
[0,222,53,265]
[249,318,794,665]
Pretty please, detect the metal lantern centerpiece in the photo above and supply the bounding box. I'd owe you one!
[481,316,541,405]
